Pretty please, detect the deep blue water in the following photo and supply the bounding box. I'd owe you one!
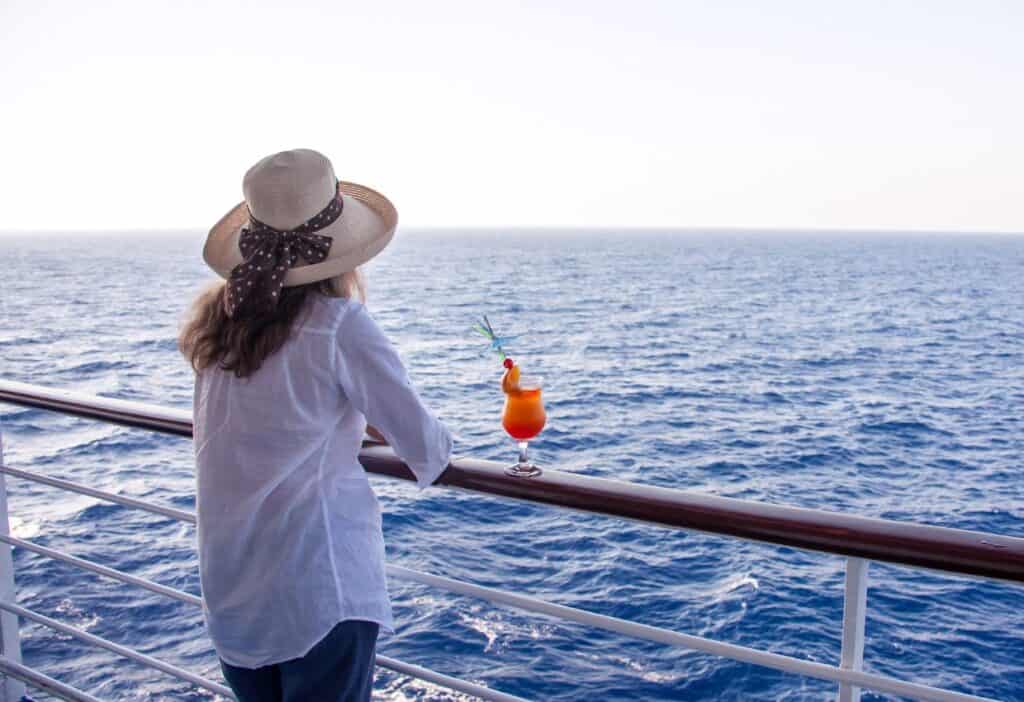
[0,230,1022,701]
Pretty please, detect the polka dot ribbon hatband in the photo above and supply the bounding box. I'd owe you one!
[225,187,343,317]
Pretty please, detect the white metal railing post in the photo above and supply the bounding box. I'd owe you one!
[837,557,869,702]
[0,429,27,702]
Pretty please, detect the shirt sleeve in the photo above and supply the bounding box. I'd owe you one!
[335,301,453,489]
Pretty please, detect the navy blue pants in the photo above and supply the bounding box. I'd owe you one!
[220,620,379,702]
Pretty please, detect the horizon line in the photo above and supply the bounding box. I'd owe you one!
[1,225,1023,237]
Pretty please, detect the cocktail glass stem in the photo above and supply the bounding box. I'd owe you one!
[506,439,541,478]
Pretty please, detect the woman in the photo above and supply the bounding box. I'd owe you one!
[179,148,453,702]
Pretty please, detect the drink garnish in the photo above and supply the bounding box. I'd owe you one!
[473,315,518,363]
[478,316,545,476]
[502,364,521,394]
[474,315,522,392]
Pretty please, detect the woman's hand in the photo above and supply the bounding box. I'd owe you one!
[365,424,388,444]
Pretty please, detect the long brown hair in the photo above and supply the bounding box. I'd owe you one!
[179,270,364,379]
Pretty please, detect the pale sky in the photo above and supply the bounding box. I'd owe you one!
[1,0,1021,232]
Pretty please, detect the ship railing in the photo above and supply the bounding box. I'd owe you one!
[0,379,1021,702]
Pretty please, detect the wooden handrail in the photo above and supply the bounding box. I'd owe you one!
[2,379,1022,583]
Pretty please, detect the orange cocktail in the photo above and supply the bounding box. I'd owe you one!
[475,315,546,477]
[501,363,545,477]
[502,384,546,440]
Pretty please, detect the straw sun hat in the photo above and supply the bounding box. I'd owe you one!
[203,148,397,314]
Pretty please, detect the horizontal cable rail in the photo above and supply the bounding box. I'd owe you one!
[0,532,530,702]
[0,464,196,525]
[0,480,996,702]
[1,378,1022,582]
[0,601,235,698]
[387,564,992,702]
[0,534,202,607]
[374,656,529,702]
[4,596,528,702]
[0,656,103,702]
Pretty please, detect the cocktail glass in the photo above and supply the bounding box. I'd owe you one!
[502,376,545,477]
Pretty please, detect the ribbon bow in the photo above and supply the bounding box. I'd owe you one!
[225,190,343,317]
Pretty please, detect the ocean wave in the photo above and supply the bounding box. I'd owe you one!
[858,419,951,436]
[3,231,1023,701]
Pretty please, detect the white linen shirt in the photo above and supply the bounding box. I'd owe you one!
[192,295,452,668]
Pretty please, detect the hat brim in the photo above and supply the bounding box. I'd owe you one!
[203,180,397,287]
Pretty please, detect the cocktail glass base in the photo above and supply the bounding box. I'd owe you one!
[505,462,542,478]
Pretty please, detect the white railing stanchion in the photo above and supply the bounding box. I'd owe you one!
[0,430,26,702]
[838,557,869,702]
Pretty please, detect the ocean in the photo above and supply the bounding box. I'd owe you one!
[0,230,1022,701]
